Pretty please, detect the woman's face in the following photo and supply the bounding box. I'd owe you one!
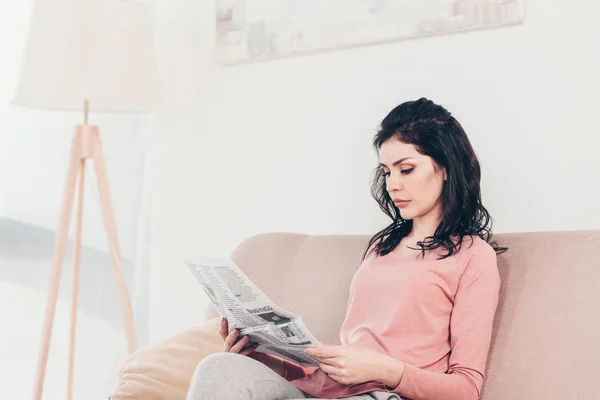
[378,138,446,222]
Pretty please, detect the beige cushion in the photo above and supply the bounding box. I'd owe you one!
[109,317,223,400]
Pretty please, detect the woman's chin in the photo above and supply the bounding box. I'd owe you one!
[398,210,414,220]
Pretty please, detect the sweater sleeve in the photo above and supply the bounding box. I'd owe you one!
[386,244,501,400]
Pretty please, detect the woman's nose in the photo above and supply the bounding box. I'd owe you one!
[387,174,403,191]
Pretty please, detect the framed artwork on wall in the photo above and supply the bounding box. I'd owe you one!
[215,0,525,65]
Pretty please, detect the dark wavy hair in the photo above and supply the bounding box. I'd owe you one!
[361,98,507,262]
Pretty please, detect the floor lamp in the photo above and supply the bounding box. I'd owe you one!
[11,0,161,399]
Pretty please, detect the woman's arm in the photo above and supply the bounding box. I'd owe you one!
[377,356,405,388]
[382,245,501,400]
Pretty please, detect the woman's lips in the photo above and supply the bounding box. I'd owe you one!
[393,200,410,207]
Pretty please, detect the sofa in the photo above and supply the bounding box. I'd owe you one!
[111,229,600,400]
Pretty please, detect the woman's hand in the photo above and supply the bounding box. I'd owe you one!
[304,345,404,388]
[219,318,292,378]
[219,317,258,356]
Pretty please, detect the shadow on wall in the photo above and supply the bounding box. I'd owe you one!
[0,217,133,330]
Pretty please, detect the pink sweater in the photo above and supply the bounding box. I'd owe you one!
[289,235,501,400]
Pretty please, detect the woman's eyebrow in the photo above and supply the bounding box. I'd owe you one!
[379,157,414,168]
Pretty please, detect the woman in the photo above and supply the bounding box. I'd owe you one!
[186,98,507,400]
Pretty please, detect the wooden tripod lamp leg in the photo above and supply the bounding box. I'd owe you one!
[32,131,82,400]
[66,160,86,400]
[88,127,138,353]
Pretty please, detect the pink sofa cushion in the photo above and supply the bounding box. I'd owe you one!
[203,230,600,400]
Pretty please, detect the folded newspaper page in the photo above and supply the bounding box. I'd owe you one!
[186,257,321,366]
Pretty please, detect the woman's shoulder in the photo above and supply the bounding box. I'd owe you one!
[458,234,494,250]
[454,234,497,262]
[456,235,500,284]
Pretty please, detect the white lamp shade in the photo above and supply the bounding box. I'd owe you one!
[12,0,161,112]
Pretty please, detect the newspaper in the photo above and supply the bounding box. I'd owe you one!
[185,257,321,366]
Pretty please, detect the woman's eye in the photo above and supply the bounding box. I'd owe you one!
[383,168,413,177]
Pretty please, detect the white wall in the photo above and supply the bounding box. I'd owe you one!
[149,0,600,342]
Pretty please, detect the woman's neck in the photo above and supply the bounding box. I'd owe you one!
[409,207,443,241]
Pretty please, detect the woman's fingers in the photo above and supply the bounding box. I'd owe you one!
[223,329,240,351]
[239,343,259,356]
[219,318,228,341]
[318,357,343,368]
[229,335,250,353]
[319,363,341,376]
[219,318,256,356]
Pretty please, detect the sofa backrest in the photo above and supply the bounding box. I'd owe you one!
[204,230,600,400]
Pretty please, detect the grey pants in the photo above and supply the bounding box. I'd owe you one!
[186,352,403,400]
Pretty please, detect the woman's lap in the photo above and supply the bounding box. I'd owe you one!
[185,352,402,400]
[186,352,309,400]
